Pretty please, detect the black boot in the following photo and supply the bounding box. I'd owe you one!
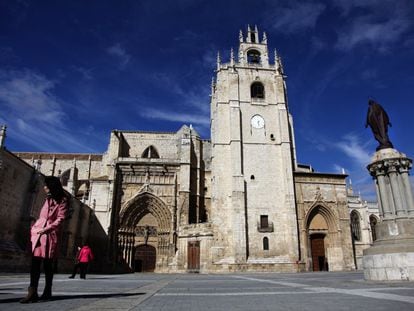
[39,286,52,301]
[20,286,39,303]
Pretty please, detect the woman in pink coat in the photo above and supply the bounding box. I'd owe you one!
[20,176,68,303]
[69,244,94,279]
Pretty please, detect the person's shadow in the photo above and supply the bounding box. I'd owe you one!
[0,292,145,303]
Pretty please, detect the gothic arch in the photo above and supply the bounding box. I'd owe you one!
[118,192,173,272]
[305,204,338,233]
[369,214,379,241]
[247,49,261,64]
[350,210,362,241]
[305,204,338,272]
[120,192,171,232]
[142,145,159,158]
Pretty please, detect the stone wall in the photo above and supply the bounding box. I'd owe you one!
[0,148,109,273]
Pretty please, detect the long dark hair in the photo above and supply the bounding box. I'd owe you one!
[44,176,66,203]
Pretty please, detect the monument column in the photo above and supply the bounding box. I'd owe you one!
[363,149,414,281]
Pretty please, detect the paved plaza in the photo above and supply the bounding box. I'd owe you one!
[0,271,414,310]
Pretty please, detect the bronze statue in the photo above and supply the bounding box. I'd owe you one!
[365,99,393,151]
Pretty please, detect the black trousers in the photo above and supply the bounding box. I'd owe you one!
[71,262,89,278]
[30,256,54,289]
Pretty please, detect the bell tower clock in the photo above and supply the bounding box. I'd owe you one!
[210,25,299,269]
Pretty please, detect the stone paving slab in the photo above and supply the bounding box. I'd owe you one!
[0,272,414,310]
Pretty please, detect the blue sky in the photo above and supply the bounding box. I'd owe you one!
[1,0,414,199]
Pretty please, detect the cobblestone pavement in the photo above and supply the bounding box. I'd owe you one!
[1,271,414,310]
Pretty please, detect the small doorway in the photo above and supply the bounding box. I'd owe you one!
[187,241,200,272]
[134,245,156,272]
[310,234,328,271]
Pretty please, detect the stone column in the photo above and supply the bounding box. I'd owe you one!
[371,166,393,219]
[399,160,414,217]
[363,148,414,281]
[386,160,406,217]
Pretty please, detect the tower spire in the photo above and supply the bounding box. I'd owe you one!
[262,32,267,44]
[0,125,6,148]
[239,30,243,43]
[216,51,221,71]
[275,49,284,75]
[246,24,251,43]
[230,48,235,66]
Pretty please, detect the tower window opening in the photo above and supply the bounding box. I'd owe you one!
[247,49,261,64]
[250,175,255,180]
[251,82,265,99]
[260,215,269,228]
[263,237,269,250]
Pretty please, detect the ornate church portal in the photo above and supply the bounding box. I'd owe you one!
[118,192,174,272]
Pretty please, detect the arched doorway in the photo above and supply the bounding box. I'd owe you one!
[306,206,334,272]
[118,192,173,272]
[310,234,327,271]
[134,244,156,272]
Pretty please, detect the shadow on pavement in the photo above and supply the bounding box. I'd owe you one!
[0,292,145,304]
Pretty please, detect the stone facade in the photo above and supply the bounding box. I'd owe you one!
[348,187,379,269]
[2,27,367,273]
[294,171,355,271]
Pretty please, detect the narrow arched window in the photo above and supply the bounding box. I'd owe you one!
[251,82,264,99]
[247,49,261,64]
[350,211,361,241]
[263,237,269,250]
[142,146,159,158]
[369,215,378,241]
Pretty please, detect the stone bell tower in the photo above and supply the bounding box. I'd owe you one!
[210,25,299,270]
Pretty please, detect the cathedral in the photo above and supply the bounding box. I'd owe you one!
[10,27,374,273]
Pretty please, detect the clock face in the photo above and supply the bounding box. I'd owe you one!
[251,115,265,129]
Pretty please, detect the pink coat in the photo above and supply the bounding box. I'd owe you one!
[77,246,94,263]
[31,197,67,259]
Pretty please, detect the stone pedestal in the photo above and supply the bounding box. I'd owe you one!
[363,148,414,281]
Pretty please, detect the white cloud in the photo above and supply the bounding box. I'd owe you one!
[107,43,131,69]
[0,69,64,125]
[72,66,93,80]
[139,107,210,127]
[266,0,326,34]
[150,72,210,114]
[334,1,413,52]
[336,17,410,52]
[333,132,378,198]
[332,164,347,174]
[0,69,96,152]
[202,49,217,69]
[335,133,372,167]
[332,0,384,16]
